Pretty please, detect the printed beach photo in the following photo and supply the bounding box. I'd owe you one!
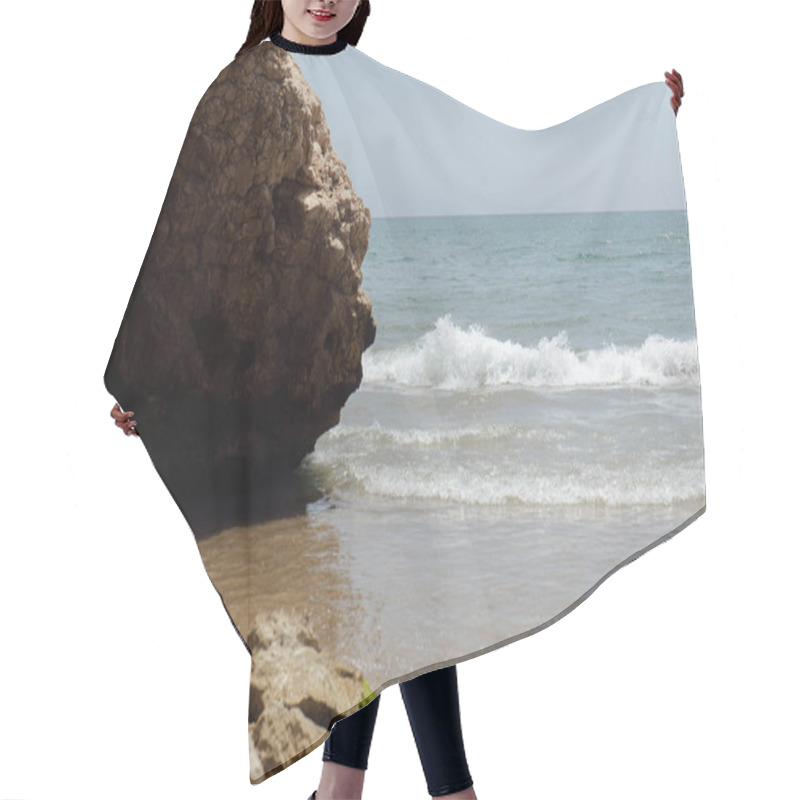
[103,42,704,779]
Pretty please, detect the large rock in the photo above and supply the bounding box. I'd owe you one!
[247,608,369,782]
[104,43,375,533]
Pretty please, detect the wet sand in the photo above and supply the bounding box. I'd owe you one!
[196,498,705,692]
[196,512,382,674]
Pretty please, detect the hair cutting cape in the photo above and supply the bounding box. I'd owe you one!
[104,32,705,784]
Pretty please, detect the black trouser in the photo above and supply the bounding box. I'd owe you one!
[323,664,474,797]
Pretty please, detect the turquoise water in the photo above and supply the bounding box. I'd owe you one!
[360,210,698,351]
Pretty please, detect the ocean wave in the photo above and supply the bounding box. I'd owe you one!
[363,315,698,389]
[321,421,567,446]
[307,446,705,507]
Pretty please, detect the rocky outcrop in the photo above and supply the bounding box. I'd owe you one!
[104,42,375,532]
[247,607,368,782]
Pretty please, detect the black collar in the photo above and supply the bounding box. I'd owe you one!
[270,31,348,55]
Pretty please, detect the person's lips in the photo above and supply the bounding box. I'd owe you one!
[308,9,335,21]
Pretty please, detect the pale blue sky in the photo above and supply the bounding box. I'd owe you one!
[291,46,685,218]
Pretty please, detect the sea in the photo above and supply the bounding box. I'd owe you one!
[245,210,705,683]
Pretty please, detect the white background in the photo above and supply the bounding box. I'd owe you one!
[2,1,797,798]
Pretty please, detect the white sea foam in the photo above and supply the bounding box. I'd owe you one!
[363,315,698,389]
[321,421,567,446]
[310,418,705,507]
[309,440,704,507]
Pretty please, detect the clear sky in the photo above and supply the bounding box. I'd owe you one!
[293,47,686,218]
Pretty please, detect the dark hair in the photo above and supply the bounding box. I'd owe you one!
[236,1,371,59]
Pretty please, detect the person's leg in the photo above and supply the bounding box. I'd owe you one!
[400,664,476,799]
[315,693,382,800]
